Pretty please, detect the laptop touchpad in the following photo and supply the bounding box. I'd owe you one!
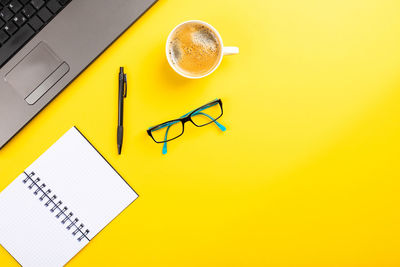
[5,42,70,105]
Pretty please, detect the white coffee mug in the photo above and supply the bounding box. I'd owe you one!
[166,20,239,79]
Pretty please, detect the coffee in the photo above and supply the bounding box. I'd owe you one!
[168,22,222,77]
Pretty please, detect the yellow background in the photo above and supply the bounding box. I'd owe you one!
[1,0,400,266]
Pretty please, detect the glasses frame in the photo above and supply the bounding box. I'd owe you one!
[147,99,224,144]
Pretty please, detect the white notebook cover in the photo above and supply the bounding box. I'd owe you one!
[0,127,138,266]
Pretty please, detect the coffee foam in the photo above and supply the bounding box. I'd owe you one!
[168,23,221,77]
[192,28,218,53]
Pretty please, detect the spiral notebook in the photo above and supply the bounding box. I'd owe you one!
[0,127,138,267]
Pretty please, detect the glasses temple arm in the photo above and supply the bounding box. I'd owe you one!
[162,124,173,155]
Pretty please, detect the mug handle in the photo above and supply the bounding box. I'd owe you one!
[223,47,239,56]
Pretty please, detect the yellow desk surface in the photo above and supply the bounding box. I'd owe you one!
[1,0,400,266]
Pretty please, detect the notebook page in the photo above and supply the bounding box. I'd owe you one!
[25,127,138,240]
[0,173,89,267]
[0,127,137,266]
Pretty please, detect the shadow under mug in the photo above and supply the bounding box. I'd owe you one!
[166,20,239,79]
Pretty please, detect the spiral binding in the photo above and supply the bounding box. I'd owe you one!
[22,171,90,242]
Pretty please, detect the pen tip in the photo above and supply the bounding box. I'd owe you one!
[118,145,122,155]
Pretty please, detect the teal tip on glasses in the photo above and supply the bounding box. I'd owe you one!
[162,142,168,155]
[147,99,226,155]
[214,120,227,132]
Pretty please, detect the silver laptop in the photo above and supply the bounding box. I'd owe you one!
[0,0,157,149]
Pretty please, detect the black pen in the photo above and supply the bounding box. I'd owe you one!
[117,67,127,155]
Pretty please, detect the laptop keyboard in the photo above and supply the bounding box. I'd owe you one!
[0,0,71,68]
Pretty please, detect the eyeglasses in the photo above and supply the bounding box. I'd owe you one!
[147,99,226,154]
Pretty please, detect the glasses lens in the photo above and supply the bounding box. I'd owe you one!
[190,102,222,127]
[150,120,183,143]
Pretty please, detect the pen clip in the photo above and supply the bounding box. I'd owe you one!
[123,74,127,98]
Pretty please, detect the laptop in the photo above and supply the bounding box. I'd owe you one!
[0,0,157,149]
